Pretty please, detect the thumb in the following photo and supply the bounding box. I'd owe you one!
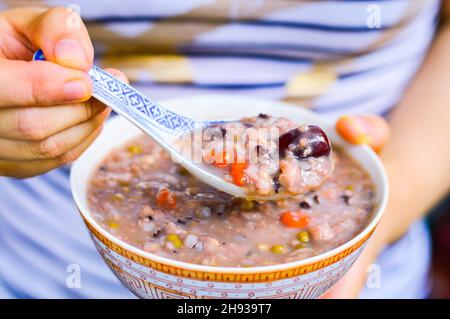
[336,115,390,153]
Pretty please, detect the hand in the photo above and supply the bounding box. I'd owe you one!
[336,115,390,153]
[0,7,128,178]
[322,114,390,298]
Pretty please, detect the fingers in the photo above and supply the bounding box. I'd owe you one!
[0,7,94,107]
[26,7,93,71]
[0,107,110,161]
[0,62,129,109]
[0,100,106,140]
[0,67,126,140]
[0,66,126,177]
[0,124,104,178]
[336,115,390,153]
[0,59,92,107]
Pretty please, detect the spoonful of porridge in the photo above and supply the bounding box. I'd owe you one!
[33,50,333,200]
[191,114,333,199]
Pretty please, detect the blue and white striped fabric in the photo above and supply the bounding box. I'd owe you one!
[0,0,438,298]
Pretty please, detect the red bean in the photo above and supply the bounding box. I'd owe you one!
[278,125,331,159]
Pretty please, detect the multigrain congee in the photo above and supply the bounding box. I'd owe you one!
[88,131,376,267]
[197,114,334,196]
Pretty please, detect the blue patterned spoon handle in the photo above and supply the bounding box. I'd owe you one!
[32,49,200,136]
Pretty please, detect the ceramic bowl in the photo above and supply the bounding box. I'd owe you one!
[71,95,388,299]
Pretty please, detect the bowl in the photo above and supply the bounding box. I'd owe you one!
[71,95,388,299]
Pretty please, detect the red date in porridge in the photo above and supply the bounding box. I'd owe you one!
[194,114,333,196]
[88,132,376,267]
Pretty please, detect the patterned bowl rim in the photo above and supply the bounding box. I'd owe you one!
[71,94,388,275]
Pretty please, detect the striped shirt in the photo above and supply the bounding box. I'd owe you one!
[0,0,438,298]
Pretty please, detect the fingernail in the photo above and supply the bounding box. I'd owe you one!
[355,134,373,145]
[115,73,129,84]
[64,80,89,101]
[54,39,86,67]
[351,116,373,144]
[100,106,111,118]
[337,115,371,145]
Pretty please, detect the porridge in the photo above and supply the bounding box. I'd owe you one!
[195,114,334,196]
[88,131,376,267]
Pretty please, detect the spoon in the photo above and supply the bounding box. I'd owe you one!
[33,49,289,200]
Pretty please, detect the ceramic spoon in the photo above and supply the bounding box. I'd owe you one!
[33,49,295,200]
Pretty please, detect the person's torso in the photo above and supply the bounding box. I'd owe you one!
[80,0,440,116]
